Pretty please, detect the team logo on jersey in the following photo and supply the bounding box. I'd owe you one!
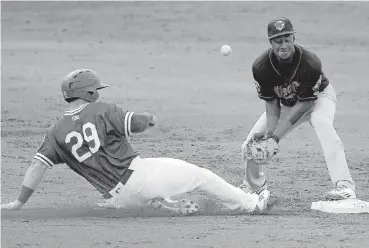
[312,75,322,92]
[274,20,285,31]
[254,80,262,93]
[273,81,300,99]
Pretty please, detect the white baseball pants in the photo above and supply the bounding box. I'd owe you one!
[242,83,355,191]
[103,156,258,212]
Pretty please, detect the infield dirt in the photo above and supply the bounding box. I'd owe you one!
[1,2,369,248]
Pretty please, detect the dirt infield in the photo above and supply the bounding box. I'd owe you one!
[1,2,369,248]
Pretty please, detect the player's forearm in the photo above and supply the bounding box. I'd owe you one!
[273,100,315,142]
[265,99,281,136]
[130,112,155,133]
[17,159,48,203]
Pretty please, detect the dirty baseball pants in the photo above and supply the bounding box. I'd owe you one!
[241,83,355,191]
[103,156,258,212]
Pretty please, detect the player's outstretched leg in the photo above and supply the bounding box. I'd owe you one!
[148,197,200,215]
[138,157,271,214]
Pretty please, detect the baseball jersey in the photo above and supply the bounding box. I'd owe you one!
[34,102,138,196]
[252,45,329,107]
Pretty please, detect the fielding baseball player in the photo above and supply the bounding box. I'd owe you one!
[1,69,271,215]
[239,17,356,201]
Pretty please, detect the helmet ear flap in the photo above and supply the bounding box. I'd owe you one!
[87,90,99,102]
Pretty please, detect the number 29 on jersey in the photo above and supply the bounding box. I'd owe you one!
[65,122,101,162]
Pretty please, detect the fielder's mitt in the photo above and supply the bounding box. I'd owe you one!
[244,138,279,161]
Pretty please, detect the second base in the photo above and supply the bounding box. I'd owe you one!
[311,198,369,214]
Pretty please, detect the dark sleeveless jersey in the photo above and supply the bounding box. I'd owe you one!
[34,102,138,195]
[252,45,329,107]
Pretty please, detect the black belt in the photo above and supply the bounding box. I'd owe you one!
[103,169,134,199]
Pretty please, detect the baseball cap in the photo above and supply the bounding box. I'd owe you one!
[267,17,295,40]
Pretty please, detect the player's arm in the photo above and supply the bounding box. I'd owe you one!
[265,98,281,137]
[109,104,157,137]
[272,59,323,143]
[272,54,324,143]
[272,100,315,143]
[1,128,62,210]
[1,159,48,210]
[130,112,156,133]
[252,62,280,139]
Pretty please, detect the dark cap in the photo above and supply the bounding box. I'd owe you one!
[267,17,295,40]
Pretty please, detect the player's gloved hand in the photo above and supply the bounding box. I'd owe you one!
[241,132,275,162]
[262,137,279,159]
[0,200,24,210]
[245,137,279,161]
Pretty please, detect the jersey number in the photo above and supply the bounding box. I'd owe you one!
[65,123,101,162]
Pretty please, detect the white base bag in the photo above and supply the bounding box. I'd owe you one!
[311,199,369,214]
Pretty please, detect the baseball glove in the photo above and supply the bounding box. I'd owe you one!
[244,138,279,161]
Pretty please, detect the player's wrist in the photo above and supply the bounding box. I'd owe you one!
[273,120,293,141]
[18,185,35,204]
[270,135,280,143]
[14,199,25,206]
[265,131,274,139]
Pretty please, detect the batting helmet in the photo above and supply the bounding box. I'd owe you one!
[61,69,109,102]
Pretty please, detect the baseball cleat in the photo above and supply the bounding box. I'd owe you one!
[254,189,271,213]
[150,198,199,215]
[238,180,268,195]
[238,180,253,193]
[325,186,356,200]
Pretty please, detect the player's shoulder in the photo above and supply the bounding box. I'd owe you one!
[45,123,56,134]
[88,101,114,109]
[298,45,322,70]
[85,101,128,120]
[252,48,271,71]
[41,123,57,143]
[252,49,273,82]
[86,101,119,113]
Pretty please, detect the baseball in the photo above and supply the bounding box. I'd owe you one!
[220,44,232,56]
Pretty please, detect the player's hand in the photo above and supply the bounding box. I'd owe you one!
[1,200,24,210]
[252,131,274,142]
[252,132,265,141]
[149,115,156,127]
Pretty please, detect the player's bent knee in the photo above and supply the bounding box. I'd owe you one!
[196,167,219,182]
[330,136,344,147]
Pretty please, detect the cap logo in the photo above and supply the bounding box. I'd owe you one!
[274,20,285,31]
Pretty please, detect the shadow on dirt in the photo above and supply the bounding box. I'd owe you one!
[1,199,285,220]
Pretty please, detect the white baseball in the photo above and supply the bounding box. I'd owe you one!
[220,45,232,56]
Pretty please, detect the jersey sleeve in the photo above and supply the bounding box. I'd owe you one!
[105,103,135,138]
[297,74,322,101]
[34,131,63,168]
[297,55,324,102]
[252,62,278,101]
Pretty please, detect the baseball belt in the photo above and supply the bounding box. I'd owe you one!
[102,169,134,199]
